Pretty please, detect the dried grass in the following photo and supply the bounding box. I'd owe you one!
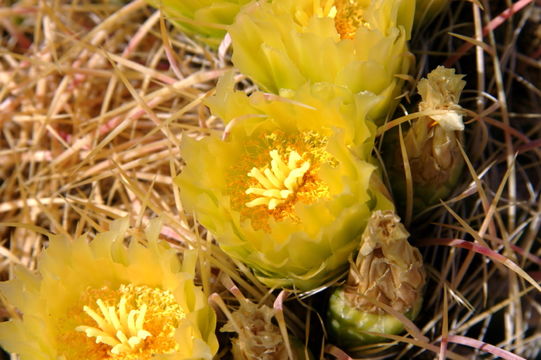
[0,0,540,359]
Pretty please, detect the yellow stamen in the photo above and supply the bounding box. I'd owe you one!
[314,0,336,18]
[61,284,185,360]
[246,150,311,210]
[295,0,336,27]
[228,130,332,232]
[76,297,152,354]
[328,5,338,18]
[323,0,336,18]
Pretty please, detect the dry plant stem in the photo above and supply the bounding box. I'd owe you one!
[398,125,413,226]
[159,13,184,80]
[483,8,517,233]
[96,10,162,136]
[446,335,526,360]
[358,332,469,360]
[444,0,534,66]
[0,0,223,266]
[273,291,295,360]
[482,4,522,350]
[419,237,541,293]
[446,143,501,291]
[59,69,223,179]
[470,2,489,170]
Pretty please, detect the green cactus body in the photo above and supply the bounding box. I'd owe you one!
[328,286,422,346]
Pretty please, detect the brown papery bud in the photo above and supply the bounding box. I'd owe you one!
[221,301,289,360]
[384,66,466,212]
[345,210,425,314]
[418,66,466,131]
[402,116,464,191]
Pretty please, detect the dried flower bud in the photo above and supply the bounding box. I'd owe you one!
[403,117,464,188]
[384,66,466,213]
[222,301,286,360]
[327,211,425,346]
[418,66,466,131]
[221,300,309,360]
[346,210,425,314]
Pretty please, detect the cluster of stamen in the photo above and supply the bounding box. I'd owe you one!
[76,297,151,355]
[227,131,332,231]
[293,0,370,40]
[60,284,185,360]
[245,150,310,210]
[333,0,370,39]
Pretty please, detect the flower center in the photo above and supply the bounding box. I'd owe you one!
[245,150,311,210]
[58,284,185,360]
[76,297,152,355]
[333,0,371,39]
[227,130,332,232]
[293,0,370,39]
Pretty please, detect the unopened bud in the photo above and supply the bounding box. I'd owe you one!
[346,210,425,314]
[221,300,309,360]
[384,66,466,213]
[327,211,425,347]
[418,66,466,131]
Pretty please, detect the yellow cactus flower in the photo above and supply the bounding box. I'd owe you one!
[175,74,393,291]
[228,0,415,123]
[147,0,251,47]
[0,218,218,360]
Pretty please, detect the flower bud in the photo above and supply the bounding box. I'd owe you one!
[221,300,310,360]
[384,66,466,214]
[327,210,425,347]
